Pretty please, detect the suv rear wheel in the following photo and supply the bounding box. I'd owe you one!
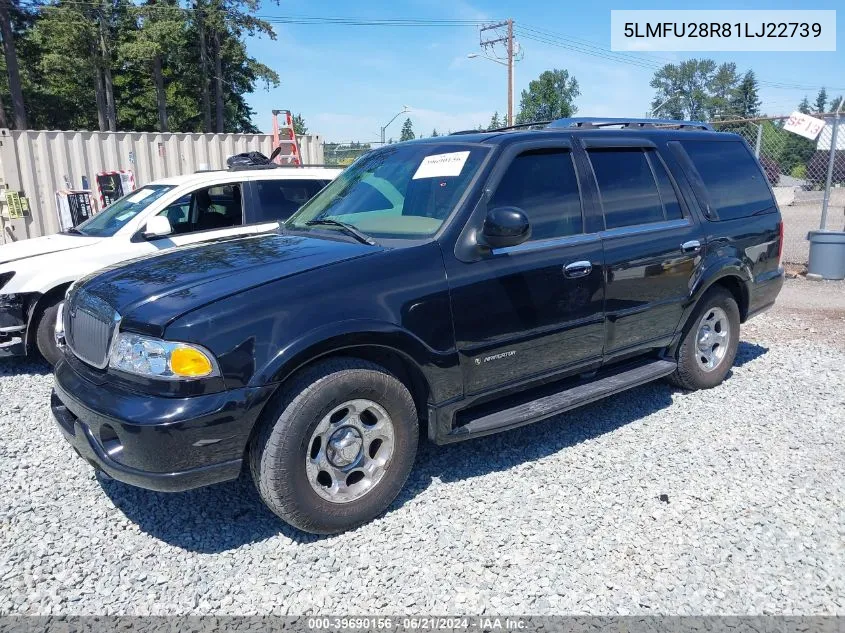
[249,358,418,534]
[669,287,740,390]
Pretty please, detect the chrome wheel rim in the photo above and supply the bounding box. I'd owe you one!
[305,399,396,504]
[695,306,730,372]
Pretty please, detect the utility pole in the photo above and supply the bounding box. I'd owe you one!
[479,19,516,126]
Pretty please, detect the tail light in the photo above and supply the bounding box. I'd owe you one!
[777,221,784,266]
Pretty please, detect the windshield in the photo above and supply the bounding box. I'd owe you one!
[74,185,175,237]
[286,143,490,239]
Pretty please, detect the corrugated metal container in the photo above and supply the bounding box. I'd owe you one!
[0,129,324,241]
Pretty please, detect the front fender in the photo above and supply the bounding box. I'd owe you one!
[252,319,461,404]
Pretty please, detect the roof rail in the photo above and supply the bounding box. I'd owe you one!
[449,121,552,136]
[549,117,713,131]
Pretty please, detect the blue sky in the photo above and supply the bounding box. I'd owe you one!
[244,0,844,142]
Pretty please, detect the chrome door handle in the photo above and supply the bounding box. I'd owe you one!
[681,240,702,253]
[563,261,592,278]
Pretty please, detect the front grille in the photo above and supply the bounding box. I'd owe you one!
[65,289,118,368]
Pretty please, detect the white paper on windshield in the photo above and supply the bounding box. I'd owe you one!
[412,151,470,180]
[127,188,155,203]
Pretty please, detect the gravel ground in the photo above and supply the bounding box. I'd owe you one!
[781,202,845,265]
[1,279,844,616]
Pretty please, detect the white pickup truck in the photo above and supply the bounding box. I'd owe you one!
[0,166,340,365]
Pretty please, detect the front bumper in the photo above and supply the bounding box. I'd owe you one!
[51,357,276,492]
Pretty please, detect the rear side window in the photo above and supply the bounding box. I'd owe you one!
[253,179,328,222]
[489,148,583,241]
[588,148,665,229]
[649,154,683,220]
[680,140,774,220]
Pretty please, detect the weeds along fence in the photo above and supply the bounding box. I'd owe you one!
[0,129,324,242]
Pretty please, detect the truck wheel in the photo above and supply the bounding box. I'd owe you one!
[249,358,418,534]
[669,287,740,391]
[34,299,63,367]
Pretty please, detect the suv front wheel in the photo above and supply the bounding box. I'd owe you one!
[249,358,418,534]
[669,287,740,390]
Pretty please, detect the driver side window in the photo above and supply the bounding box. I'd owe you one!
[489,148,584,241]
[158,183,244,235]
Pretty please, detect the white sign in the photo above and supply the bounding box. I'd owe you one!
[784,111,826,140]
[412,151,470,180]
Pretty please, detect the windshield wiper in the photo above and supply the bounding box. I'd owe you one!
[304,219,377,246]
[62,227,83,235]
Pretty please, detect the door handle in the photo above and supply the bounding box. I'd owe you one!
[563,261,592,278]
[681,240,702,253]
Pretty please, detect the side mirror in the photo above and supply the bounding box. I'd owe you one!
[143,215,173,239]
[482,206,531,249]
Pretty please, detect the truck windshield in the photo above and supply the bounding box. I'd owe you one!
[286,143,489,239]
[73,185,175,237]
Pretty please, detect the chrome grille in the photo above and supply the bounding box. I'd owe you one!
[65,289,118,368]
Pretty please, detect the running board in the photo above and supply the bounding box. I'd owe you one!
[449,359,676,440]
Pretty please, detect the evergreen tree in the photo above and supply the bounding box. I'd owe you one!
[399,117,415,141]
[798,96,811,114]
[488,111,501,130]
[708,62,739,120]
[292,113,307,135]
[430,128,439,137]
[729,70,761,119]
[814,87,828,114]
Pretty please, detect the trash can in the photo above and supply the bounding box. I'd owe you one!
[807,230,845,280]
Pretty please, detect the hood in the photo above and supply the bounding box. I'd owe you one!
[0,233,101,265]
[78,232,381,333]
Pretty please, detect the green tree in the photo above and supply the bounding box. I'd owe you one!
[708,62,739,120]
[650,59,716,121]
[798,96,811,114]
[0,0,27,128]
[292,113,307,135]
[399,117,415,141]
[430,128,439,137]
[119,0,185,132]
[515,69,579,124]
[729,70,761,120]
[814,87,828,114]
[487,111,501,130]
[829,95,843,113]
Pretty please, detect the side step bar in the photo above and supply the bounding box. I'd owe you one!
[449,359,677,440]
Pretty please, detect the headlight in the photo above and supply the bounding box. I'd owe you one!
[108,332,219,380]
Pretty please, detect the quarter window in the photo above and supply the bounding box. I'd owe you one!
[588,148,666,229]
[489,148,583,241]
[680,140,774,220]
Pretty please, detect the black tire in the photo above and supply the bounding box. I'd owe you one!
[249,357,418,534]
[668,287,740,391]
[34,299,63,367]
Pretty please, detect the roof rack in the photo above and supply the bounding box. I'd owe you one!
[548,117,713,131]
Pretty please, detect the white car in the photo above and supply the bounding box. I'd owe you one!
[0,166,341,365]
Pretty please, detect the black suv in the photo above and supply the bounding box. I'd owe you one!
[51,118,784,534]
